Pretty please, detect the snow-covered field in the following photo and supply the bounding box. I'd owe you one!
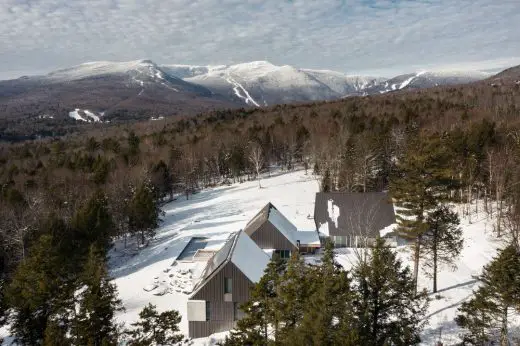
[1,169,513,344]
[109,168,515,345]
[109,170,319,344]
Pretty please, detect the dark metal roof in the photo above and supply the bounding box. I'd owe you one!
[314,192,396,238]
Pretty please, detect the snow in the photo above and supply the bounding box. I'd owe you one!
[47,59,160,81]
[399,71,427,89]
[327,199,340,228]
[225,76,260,107]
[231,231,270,283]
[68,108,102,122]
[294,230,320,246]
[109,169,319,343]
[268,207,298,245]
[379,223,398,237]
[318,221,330,236]
[2,167,511,345]
[331,204,513,345]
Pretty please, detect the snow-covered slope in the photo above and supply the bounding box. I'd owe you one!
[179,61,341,106]
[366,70,491,94]
[104,169,516,345]
[162,61,489,106]
[301,68,385,95]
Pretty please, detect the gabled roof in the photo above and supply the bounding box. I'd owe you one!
[244,202,299,247]
[314,192,396,238]
[190,230,270,298]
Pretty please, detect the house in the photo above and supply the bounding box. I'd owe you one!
[244,202,321,257]
[187,230,270,338]
[314,192,396,247]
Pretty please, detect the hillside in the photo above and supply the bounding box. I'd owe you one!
[0,59,496,141]
[105,169,513,345]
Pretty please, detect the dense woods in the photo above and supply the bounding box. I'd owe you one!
[1,75,520,344]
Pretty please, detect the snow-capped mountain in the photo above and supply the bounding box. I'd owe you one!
[161,61,491,105]
[0,59,498,123]
[162,61,386,106]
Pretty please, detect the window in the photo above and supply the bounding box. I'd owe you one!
[274,250,291,259]
[205,301,211,321]
[224,277,232,294]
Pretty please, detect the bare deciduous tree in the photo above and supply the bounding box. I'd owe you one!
[249,142,264,188]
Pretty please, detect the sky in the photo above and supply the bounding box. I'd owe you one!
[1,0,520,80]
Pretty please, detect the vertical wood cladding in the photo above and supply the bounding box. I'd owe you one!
[249,221,297,251]
[189,261,254,338]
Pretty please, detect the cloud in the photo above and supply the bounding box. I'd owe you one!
[0,0,519,79]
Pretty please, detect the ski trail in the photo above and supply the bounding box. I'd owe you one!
[399,71,427,90]
[225,75,260,107]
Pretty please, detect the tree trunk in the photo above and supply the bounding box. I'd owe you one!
[500,305,508,346]
[433,228,438,293]
[413,235,422,293]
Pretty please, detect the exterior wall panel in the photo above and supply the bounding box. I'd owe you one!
[249,221,297,252]
[189,261,254,338]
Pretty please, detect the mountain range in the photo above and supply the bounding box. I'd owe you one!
[0,59,499,122]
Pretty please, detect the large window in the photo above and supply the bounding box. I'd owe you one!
[205,301,211,321]
[332,236,347,248]
[274,250,291,259]
[224,277,232,294]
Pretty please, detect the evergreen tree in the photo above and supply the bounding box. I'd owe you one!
[276,251,311,342]
[128,181,162,246]
[71,190,114,256]
[6,235,74,345]
[456,245,520,345]
[224,258,284,345]
[43,318,70,346]
[71,246,124,346]
[126,303,183,346]
[422,206,463,293]
[352,237,429,346]
[296,240,358,346]
[390,135,456,291]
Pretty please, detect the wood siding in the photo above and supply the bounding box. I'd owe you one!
[249,221,297,251]
[189,261,253,338]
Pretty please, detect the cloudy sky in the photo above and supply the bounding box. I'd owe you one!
[1,0,520,79]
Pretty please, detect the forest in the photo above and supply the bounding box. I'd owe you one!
[1,76,520,344]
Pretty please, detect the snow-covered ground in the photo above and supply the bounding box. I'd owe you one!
[1,169,514,345]
[109,170,319,344]
[109,169,515,345]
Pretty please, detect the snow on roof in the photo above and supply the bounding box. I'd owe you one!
[294,230,321,246]
[318,222,330,237]
[379,223,398,238]
[231,231,270,283]
[268,207,298,245]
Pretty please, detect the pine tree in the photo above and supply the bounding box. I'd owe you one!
[422,206,463,293]
[352,237,429,346]
[390,135,456,291]
[43,318,70,346]
[126,303,183,346]
[128,181,162,246]
[224,257,284,345]
[295,240,358,346]
[71,190,114,256]
[6,235,74,345]
[276,251,311,342]
[456,245,520,345]
[72,246,124,346]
